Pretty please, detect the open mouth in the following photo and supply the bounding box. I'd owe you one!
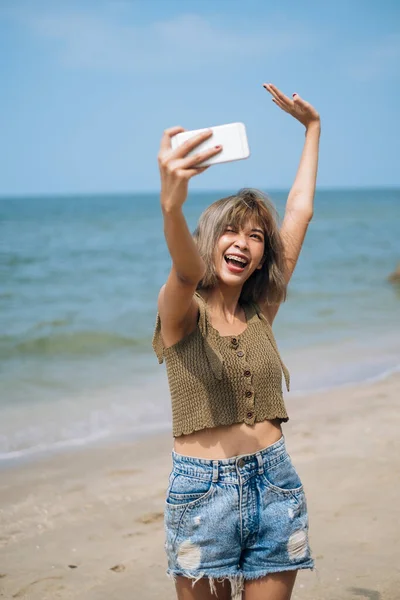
[224,254,249,272]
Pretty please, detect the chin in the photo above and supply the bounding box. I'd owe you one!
[217,271,251,286]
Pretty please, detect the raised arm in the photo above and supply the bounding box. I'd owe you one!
[157,127,222,347]
[262,83,321,323]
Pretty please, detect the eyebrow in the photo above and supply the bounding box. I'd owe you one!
[251,228,264,235]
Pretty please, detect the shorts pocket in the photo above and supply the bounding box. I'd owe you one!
[166,472,214,508]
[262,454,304,495]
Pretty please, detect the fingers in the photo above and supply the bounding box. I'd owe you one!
[265,84,320,127]
[263,83,295,113]
[169,129,214,160]
[186,166,209,178]
[293,94,308,108]
[265,83,289,103]
[180,144,222,169]
[159,126,186,153]
[263,83,293,106]
[272,97,289,113]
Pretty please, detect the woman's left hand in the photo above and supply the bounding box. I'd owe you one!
[263,83,320,129]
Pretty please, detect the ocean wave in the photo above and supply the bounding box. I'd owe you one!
[291,362,400,398]
[0,428,112,462]
[1,363,399,464]
[0,420,172,464]
[1,254,42,267]
[31,318,71,331]
[0,330,146,358]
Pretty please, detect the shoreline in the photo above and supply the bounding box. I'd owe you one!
[1,373,400,599]
[1,350,399,467]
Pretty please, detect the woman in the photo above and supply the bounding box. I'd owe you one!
[152,83,320,600]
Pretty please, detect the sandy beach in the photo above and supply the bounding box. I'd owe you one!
[1,373,400,600]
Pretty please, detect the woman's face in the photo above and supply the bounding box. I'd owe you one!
[214,219,265,285]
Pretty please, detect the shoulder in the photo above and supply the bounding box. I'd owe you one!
[157,286,202,349]
[255,300,280,326]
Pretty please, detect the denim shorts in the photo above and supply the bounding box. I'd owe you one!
[164,436,313,598]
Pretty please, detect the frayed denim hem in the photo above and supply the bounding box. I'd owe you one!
[242,559,315,580]
[166,560,314,599]
[166,569,244,600]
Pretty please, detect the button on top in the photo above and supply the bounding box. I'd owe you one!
[244,370,251,377]
[246,411,254,419]
[245,390,253,398]
[237,458,245,468]
[237,350,244,357]
[231,337,238,345]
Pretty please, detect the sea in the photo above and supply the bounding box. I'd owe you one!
[1,189,399,464]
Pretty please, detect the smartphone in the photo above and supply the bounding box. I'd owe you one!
[171,122,250,167]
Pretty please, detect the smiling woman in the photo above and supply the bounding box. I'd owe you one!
[192,189,287,306]
[152,83,320,600]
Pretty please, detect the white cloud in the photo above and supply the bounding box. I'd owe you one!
[13,7,316,73]
[347,33,400,82]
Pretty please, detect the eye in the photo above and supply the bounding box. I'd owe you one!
[251,233,263,241]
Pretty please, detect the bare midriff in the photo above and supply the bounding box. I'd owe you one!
[173,418,283,459]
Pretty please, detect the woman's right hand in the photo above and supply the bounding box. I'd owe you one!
[158,127,222,213]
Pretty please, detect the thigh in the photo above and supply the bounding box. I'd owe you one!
[243,570,297,600]
[175,575,232,600]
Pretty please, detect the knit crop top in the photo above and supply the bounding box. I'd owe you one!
[152,291,290,437]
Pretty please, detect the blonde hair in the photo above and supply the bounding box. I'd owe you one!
[193,188,287,305]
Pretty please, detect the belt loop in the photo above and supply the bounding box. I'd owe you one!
[256,452,264,475]
[212,460,219,482]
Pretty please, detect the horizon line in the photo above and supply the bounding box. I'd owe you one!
[1,184,400,200]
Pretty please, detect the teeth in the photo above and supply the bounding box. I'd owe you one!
[225,254,248,265]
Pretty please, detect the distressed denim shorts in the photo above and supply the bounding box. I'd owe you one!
[164,436,313,598]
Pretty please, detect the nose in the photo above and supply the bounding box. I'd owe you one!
[234,232,248,250]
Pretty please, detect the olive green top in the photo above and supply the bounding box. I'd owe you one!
[152,291,290,437]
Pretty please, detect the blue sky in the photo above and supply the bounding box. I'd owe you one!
[1,0,399,195]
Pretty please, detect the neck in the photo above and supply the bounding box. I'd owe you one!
[202,285,243,324]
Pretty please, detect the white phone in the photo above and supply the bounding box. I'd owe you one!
[171,122,250,167]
